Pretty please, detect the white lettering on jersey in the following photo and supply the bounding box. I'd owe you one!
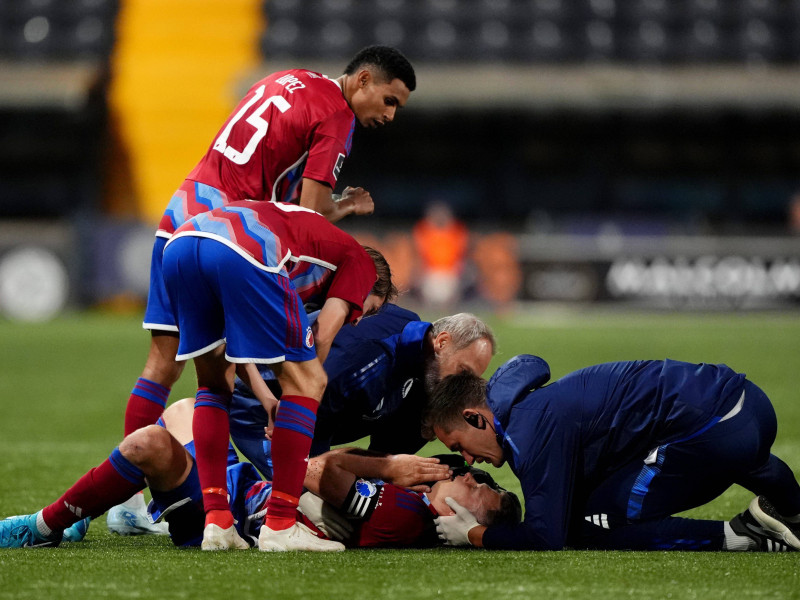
[275,74,306,94]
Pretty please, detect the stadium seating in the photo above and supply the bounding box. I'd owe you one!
[0,0,119,219]
[256,0,800,228]
[2,1,798,227]
[0,0,119,61]
[261,0,800,64]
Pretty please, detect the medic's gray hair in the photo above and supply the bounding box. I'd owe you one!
[431,313,496,354]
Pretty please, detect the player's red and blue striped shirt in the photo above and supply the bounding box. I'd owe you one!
[167,200,376,321]
[158,69,355,237]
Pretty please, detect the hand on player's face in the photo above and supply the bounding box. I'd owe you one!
[386,454,452,492]
[429,472,501,520]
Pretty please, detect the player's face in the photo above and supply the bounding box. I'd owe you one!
[428,471,502,520]
[350,72,410,129]
[436,335,493,378]
[434,421,504,468]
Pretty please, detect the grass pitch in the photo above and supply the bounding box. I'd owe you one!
[1,308,799,599]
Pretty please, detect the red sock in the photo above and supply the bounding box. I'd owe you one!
[266,395,318,530]
[41,448,144,532]
[206,509,234,529]
[124,377,170,436]
[192,388,232,514]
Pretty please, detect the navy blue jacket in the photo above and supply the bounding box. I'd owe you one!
[482,354,746,550]
[231,303,432,456]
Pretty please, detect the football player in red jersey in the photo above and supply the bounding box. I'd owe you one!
[160,200,397,550]
[300,448,521,549]
[0,398,517,550]
[113,47,415,530]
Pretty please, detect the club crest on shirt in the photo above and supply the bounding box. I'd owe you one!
[355,479,378,498]
[305,327,314,348]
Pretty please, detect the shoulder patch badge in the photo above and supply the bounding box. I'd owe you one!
[305,327,314,348]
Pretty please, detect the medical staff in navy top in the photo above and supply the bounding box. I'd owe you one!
[427,355,800,552]
[229,307,496,479]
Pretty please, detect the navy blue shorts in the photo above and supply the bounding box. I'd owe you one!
[583,380,780,526]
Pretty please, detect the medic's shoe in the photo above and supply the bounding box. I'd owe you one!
[746,496,800,550]
[200,523,250,551]
[107,493,169,536]
[730,498,796,552]
[62,517,91,543]
[258,522,345,552]
[0,512,60,548]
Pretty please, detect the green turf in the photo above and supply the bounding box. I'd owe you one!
[1,309,799,599]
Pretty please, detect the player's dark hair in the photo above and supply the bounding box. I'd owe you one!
[421,373,488,439]
[484,491,523,527]
[363,245,397,303]
[344,45,416,92]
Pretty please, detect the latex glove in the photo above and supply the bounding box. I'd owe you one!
[434,497,479,546]
[297,492,354,542]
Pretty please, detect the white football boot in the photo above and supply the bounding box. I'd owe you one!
[107,493,169,536]
[258,522,345,552]
[201,523,250,551]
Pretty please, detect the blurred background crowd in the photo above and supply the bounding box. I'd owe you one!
[1,0,800,321]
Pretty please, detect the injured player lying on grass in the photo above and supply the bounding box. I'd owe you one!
[0,398,521,550]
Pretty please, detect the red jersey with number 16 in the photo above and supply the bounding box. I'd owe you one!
[187,69,356,206]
